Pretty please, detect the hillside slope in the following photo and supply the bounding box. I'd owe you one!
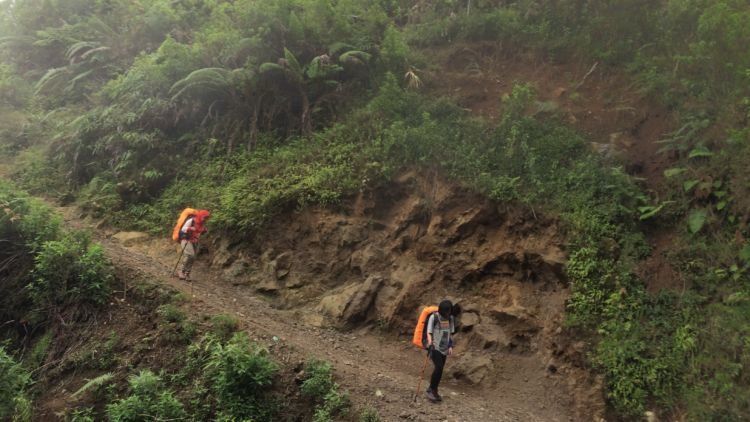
[44,171,605,421]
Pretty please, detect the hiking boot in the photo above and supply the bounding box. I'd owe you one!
[425,389,438,402]
[177,270,186,280]
[434,390,443,402]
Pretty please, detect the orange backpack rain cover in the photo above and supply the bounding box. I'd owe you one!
[412,305,439,349]
[171,208,197,241]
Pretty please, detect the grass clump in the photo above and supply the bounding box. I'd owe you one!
[210,314,240,342]
[156,304,196,345]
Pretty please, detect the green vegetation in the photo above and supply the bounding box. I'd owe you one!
[1,0,750,420]
[301,360,350,422]
[106,370,187,422]
[0,347,31,421]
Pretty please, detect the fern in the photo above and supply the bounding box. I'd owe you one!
[169,67,233,101]
[66,41,101,62]
[34,67,70,96]
[338,50,371,66]
[72,373,114,398]
[283,47,302,76]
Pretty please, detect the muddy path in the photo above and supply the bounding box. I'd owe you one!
[47,203,576,422]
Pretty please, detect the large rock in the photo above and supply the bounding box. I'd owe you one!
[349,244,385,273]
[459,311,480,332]
[341,275,384,323]
[255,277,280,294]
[467,323,508,350]
[263,251,293,280]
[450,353,493,385]
[211,237,235,267]
[112,231,149,247]
[339,224,367,248]
[317,275,385,324]
[318,283,359,319]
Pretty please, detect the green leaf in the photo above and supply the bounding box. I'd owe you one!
[688,146,713,159]
[739,244,750,263]
[683,179,699,192]
[664,167,687,178]
[283,47,302,75]
[688,209,707,233]
[638,202,673,220]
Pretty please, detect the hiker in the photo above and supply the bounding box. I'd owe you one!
[425,299,455,402]
[175,209,210,280]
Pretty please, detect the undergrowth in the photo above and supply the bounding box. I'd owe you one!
[2,0,750,419]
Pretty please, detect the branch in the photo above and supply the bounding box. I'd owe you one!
[574,62,598,91]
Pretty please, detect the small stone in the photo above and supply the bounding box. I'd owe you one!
[375,389,383,398]
[272,336,279,342]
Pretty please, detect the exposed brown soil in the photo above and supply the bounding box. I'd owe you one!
[422,42,684,292]
[4,43,692,421]
[42,171,605,422]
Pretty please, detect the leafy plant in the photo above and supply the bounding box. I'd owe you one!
[106,370,186,422]
[205,332,278,420]
[0,347,30,420]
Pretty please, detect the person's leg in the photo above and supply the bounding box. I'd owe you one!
[427,349,446,399]
[179,241,195,279]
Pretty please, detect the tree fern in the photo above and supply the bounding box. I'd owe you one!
[338,50,371,66]
[169,67,233,102]
[34,67,70,96]
[66,41,101,62]
[283,48,303,79]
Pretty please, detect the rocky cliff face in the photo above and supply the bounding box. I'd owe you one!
[210,171,605,419]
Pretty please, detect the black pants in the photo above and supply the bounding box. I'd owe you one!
[428,349,447,392]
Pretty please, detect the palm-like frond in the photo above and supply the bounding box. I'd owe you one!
[80,46,110,61]
[35,67,70,95]
[306,56,342,80]
[283,47,302,76]
[66,41,101,62]
[259,62,284,74]
[72,373,114,398]
[328,42,355,57]
[338,50,371,66]
[169,67,233,102]
[0,35,36,48]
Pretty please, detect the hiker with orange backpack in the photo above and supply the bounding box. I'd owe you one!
[413,300,459,402]
[171,208,210,280]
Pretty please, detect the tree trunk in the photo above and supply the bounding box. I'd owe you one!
[299,86,311,136]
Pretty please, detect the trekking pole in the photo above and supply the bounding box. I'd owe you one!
[413,349,431,402]
[171,241,188,277]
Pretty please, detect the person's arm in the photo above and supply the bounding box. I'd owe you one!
[426,314,435,348]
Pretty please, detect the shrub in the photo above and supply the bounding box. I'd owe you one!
[210,314,240,342]
[106,370,186,422]
[157,304,196,345]
[205,332,278,420]
[359,406,380,422]
[0,347,31,420]
[25,331,52,369]
[30,232,113,310]
[302,360,350,422]
[301,360,335,400]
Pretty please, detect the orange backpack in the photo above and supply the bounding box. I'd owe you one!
[171,208,197,241]
[412,305,439,349]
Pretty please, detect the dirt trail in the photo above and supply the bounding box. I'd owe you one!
[52,203,577,422]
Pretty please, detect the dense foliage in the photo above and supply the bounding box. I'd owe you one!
[2,0,750,420]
